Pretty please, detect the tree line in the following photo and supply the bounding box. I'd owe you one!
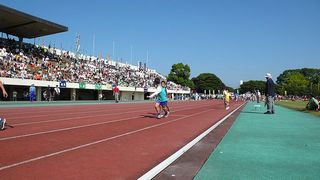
[167,63,319,96]
[276,68,320,96]
[167,63,232,94]
[238,68,320,96]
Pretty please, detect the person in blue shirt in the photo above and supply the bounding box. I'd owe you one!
[148,78,169,119]
[160,80,170,117]
[29,84,36,102]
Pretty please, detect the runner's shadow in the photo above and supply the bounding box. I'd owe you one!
[141,113,156,119]
[3,123,14,130]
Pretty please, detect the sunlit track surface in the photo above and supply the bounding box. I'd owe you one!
[0,100,243,179]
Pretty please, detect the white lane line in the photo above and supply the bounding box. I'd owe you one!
[2,100,206,116]
[7,104,153,119]
[2,106,110,116]
[12,102,208,126]
[12,109,151,126]
[2,100,209,117]
[166,114,188,117]
[0,116,140,141]
[0,108,214,171]
[138,102,246,180]
[0,104,212,141]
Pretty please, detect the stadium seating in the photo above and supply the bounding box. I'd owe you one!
[0,38,189,91]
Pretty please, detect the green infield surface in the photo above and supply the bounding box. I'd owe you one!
[277,100,320,117]
[195,102,320,180]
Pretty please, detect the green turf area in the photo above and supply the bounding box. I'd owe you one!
[277,100,320,117]
[195,102,320,180]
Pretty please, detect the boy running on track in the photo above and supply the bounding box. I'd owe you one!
[148,78,169,119]
[148,77,162,118]
[161,80,170,117]
[223,88,230,110]
[0,80,8,130]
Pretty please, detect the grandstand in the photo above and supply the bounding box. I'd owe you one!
[0,4,190,101]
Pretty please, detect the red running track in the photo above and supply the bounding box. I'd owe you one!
[0,100,243,179]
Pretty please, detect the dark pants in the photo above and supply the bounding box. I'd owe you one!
[54,92,60,101]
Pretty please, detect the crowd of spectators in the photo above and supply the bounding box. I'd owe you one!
[0,38,189,91]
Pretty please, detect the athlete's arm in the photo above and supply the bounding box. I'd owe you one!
[148,86,161,98]
[0,81,8,98]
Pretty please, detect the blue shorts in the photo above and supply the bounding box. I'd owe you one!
[155,99,161,104]
[159,101,168,107]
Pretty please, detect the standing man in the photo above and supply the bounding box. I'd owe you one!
[12,90,18,101]
[113,85,120,103]
[264,73,275,114]
[45,85,51,102]
[54,85,60,101]
[0,80,8,130]
[23,91,28,101]
[256,90,261,103]
[29,84,36,102]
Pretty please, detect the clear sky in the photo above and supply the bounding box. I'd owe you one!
[1,0,319,87]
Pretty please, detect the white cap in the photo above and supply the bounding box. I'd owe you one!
[265,73,272,78]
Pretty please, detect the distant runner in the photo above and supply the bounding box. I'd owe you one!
[223,88,230,110]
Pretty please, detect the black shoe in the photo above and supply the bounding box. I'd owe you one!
[272,111,275,114]
[264,111,272,114]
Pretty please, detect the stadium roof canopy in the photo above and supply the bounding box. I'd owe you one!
[0,4,68,39]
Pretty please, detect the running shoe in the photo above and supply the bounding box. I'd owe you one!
[164,111,170,118]
[157,113,163,119]
[0,118,6,130]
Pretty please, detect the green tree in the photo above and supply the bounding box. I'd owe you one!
[276,69,298,85]
[300,68,320,95]
[226,86,235,93]
[186,79,195,89]
[192,73,225,93]
[277,68,320,96]
[167,63,193,88]
[279,72,309,96]
[239,80,265,94]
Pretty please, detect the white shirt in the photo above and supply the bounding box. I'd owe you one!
[149,86,162,98]
[54,87,60,94]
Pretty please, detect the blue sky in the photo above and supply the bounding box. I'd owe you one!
[1,0,319,87]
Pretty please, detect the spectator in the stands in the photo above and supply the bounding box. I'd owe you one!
[0,37,189,91]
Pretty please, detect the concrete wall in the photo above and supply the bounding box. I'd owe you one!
[0,77,190,101]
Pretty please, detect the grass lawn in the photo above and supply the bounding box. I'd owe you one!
[276,100,320,117]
